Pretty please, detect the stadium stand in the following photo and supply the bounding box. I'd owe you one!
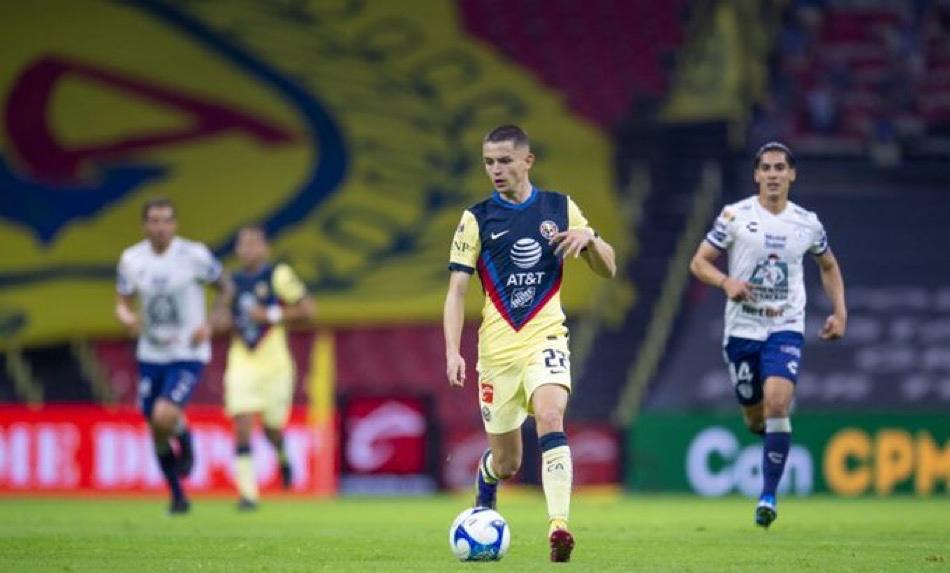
[459,0,687,126]
[761,0,950,157]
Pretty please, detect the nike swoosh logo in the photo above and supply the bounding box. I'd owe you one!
[490,230,509,240]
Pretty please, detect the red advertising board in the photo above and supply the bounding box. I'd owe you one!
[442,424,620,489]
[0,405,334,495]
[338,395,437,494]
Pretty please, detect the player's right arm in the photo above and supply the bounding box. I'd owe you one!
[115,293,140,337]
[444,271,470,388]
[115,252,140,336]
[690,207,750,301]
[444,210,480,388]
[690,242,750,301]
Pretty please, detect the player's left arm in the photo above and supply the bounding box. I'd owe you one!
[266,263,315,326]
[814,249,847,340]
[208,269,235,334]
[553,197,616,278]
[577,233,616,278]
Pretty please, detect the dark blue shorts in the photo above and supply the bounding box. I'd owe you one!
[137,361,204,418]
[722,331,804,406]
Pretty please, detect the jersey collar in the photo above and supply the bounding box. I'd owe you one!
[491,186,538,210]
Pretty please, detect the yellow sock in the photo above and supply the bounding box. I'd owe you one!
[235,453,259,501]
[541,445,572,523]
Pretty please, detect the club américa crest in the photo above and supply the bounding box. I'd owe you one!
[539,220,559,240]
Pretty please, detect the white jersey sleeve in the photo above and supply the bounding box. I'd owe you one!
[808,214,829,256]
[705,206,739,250]
[116,250,137,296]
[190,242,224,284]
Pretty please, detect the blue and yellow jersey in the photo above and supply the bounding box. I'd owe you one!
[227,262,306,373]
[449,188,592,366]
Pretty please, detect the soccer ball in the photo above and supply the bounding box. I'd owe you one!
[448,507,511,561]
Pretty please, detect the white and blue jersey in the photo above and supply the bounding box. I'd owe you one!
[117,236,222,415]
[706,195,829,398]
[117,236,222,363]
[705,196,829,343]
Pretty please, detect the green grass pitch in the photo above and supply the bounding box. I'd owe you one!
[1,493,947,571]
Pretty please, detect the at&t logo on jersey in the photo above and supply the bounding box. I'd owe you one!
[510,238,542,269]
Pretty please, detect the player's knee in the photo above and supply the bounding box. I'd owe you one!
[150,413,176,435]
[763,396,790,418]
[534,409,564,435]
[151,403,179,434]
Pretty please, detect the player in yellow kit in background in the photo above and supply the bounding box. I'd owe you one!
[443,125,617,562]
[220,227,315,510]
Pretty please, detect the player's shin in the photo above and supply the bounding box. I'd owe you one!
[155,440,185,502]
[265,427,292,489]
[762,417,792,499]
[175,417,194,477]
[235,444,259,502]
[539,431,572,525]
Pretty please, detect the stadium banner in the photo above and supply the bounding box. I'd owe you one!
[0,404,333,495]
[661,0,769,123]
[0,0,625,348]
[443,424,620,490]
[337,394,439,495]
[627,413,950,497]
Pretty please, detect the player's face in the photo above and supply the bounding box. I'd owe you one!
[483,140,534,193]
[754,150,796,201]
[235,229,269,269]
[143,206,176,250]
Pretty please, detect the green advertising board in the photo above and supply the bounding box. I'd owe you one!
[628,413,950,496]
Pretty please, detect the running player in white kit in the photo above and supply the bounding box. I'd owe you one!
[689,142,847,528]
[115,198,232,514]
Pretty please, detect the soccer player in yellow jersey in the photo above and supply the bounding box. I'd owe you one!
[222,227,315,510]
[443,125,617,562]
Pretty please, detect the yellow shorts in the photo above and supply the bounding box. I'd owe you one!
[224,364,294,429]
[476,336,571,434]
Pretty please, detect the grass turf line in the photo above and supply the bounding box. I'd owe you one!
[0,494,947,572]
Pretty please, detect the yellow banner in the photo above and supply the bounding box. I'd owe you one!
[0,0,624,346]
[662,0,770,124]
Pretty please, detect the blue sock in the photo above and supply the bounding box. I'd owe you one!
[761,417,791,499]
[156,444,184,501]
[475,449,499,508]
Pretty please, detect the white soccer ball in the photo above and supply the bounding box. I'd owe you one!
[448,507,511,561]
